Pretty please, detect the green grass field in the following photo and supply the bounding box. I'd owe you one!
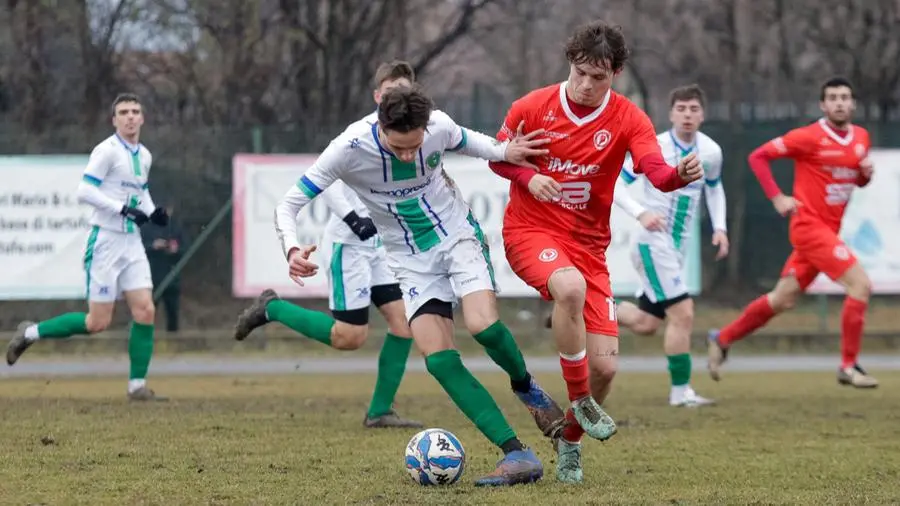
[1,370,898,505]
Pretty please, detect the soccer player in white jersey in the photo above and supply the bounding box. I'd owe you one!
[285,61,422,429]
[6,93,169,401]
[612,84,729,407]
[233,85,566,486]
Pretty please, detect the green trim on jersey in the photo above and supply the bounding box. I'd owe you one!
[638,243,667,301]
[330,243,346,311]
[390,157,418,181]
[130,152,142,177]
[671,195,691,250]
[467,211,496,290]
[396,198,441,252]
[83,226,100,298]
[125,194,140,233]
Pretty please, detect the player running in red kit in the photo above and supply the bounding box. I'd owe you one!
[489,20,703,484]
[707,77,878,389]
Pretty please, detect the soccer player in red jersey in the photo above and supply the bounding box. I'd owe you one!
[489,20,702,484]
[707,77,878,389]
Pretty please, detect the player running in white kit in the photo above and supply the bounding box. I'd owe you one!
[613,85,729,407]
[6,93,169,401]
[233,85,570,486]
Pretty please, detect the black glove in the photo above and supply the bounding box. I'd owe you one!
[342,211,377,241]
[120,205,149,226]
[149,207,169,226]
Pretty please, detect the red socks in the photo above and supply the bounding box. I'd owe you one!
[841,297,867,369]
[719,295,776,347]
[560,353,590,443]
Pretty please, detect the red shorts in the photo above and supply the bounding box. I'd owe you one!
[781,220,857,290]
[503,227,617,336]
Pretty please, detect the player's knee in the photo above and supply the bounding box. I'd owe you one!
[631,315,661,336]
[85,311,113,333]
[769,279,801,312]
[378,301,412,338]
[589,359,617,385]
[461,291,499,335]
[130,302,155,325]
[549,269,587,312]
[843,267,871,301]
[331,323,368,350]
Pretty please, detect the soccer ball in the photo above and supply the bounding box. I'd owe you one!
[404,428,466,485]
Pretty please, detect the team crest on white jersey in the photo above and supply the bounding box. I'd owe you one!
[594,130,611,151]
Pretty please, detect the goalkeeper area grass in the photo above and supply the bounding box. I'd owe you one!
[1,370,897,505]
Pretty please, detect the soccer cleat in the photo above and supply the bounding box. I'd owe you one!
[513,377,566,439]
[555,438,583,484]
[837,364,879,389]
[363,410,424,429]
[707,329,729,381]
[670,386,715,407]
[127,386,169,402]
[6,320,36,366]
[474,448,543,487]
[234,289,279,341]
[571,395,617,441]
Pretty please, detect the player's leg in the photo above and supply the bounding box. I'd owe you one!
[119,239,167,401]
[233,243,370,350]
[6,227,116,365]
[364,246,421,428]
[661,297,713,406]
[404,275,542,487]
[707,253,810,380]
[807,239,877,388]
[502,230,610,445]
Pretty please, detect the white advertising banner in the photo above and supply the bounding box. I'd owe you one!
[232,153,702,298]
[807,149,900,294]
[0,156,93,300]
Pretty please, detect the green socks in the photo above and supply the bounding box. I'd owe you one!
[667,353,692,386]
[367,333,413,418]
[35,312,89,339]
[265,299,335,346]
[472,320,528,382]
[426,349,517,448]
[128,322,155,380]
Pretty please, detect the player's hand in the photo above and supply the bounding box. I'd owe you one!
[287,245,318,286]
[712,230,729,260]
[771,194,801,217]
[149,207,169,226]
[676,152,703,183]
[637,211,665,231]
[120,205,149,226]
[859,157,874,179]
[504,120,550,170]
[342,211,377,241]
[528,174,562,202]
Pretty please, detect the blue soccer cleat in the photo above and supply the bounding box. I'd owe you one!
[474,448,543,487]
[514,377,566,439]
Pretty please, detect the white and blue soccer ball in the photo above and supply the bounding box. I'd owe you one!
[404,428,466,485]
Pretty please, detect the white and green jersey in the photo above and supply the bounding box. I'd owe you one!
[320,112,380,247]
[76,133,155,234]
[616,129,726,255]
[274,109,508,259]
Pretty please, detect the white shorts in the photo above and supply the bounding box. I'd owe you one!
[84,227,153,303]
[325,242,397,311]
[630,241,687,304]
[387,230,497,322]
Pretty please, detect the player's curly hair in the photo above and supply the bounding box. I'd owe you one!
[377,84,433,133]
[565,20,630,74]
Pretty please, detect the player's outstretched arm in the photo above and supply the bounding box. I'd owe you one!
[628,107,698,192]
[703,150,728,233]
[320,181,377,241]
[612,169,645,219]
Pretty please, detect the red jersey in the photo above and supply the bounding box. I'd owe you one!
[756,118,871,232]
[497,83,661,250]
